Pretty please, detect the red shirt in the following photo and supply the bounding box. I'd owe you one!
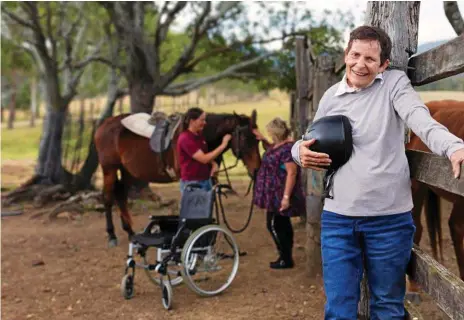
[177,130,211,181]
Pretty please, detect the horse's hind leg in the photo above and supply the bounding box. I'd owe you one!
[407,181,426,301]
[449,201,464,280]
[103,167,118,248]
[115,168,134,241]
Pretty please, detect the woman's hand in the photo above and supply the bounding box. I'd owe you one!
[279,196,290,212]
[450,148,464,178]
[299,139,332,170]
[252,129,265,141]
[210,161,219,177]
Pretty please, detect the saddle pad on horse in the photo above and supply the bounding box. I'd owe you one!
[121,113,154,138]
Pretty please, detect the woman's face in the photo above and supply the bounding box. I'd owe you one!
[190,112,207,132]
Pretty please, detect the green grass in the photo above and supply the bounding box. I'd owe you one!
[1,125,42,161]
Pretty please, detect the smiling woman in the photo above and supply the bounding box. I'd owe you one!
[344,26,391,89]
[291,24,464,319]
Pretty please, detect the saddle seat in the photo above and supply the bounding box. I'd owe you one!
[120,111,183,153]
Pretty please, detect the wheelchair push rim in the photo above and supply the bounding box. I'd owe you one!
[180,225,239,297]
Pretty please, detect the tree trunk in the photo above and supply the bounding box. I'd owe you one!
[30,77,37,127]
[7,71,16,130]
[35,106,68,184]
[129,78,156,113]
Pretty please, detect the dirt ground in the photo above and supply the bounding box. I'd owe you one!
[1,161,458,320]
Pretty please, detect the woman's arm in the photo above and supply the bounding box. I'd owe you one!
[283,162,297,197]
[192,134,232,164]
[280,161,298,212]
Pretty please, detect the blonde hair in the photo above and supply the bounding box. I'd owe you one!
[266,117,291,143]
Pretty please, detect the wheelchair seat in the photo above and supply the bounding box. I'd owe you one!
[131,184,216,248]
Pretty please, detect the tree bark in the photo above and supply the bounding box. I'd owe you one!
[7,71,16,130]
[35,106,68,184]
[30,76,37,127]
[444,1,464,36]
[129,78,156,113]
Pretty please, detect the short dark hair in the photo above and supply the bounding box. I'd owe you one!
[183,107,204,130]
[347,25,392,65]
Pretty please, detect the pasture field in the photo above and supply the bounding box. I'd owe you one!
[1,90,462,319]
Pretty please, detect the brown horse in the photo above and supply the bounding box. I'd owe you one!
[406,100,464,282]
[94,110,261,247]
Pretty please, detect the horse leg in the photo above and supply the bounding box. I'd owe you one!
[449,201,464,280]
[103,167,118,248]
[115,168,134,241]
[412,180,426,244]
[406,180,427,302]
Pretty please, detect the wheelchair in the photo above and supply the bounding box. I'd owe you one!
[120,183,240,310]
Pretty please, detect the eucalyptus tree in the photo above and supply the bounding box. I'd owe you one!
[1,2,113,188]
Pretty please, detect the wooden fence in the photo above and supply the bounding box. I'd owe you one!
[291,1,464,319]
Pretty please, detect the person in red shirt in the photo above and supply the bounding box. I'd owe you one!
[177,107,232,193]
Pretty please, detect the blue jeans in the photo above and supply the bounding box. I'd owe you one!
[321,210,415,320]
[179,179,212,195]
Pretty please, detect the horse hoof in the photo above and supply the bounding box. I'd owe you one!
[405,292,422,305]
[108,238,118,248]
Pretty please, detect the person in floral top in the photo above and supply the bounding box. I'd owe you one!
[253,117,306,269]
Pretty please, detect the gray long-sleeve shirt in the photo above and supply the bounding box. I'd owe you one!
[291,69,464,217]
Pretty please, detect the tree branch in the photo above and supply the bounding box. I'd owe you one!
[154,2,188,47]
[160,2,213,88]
[45,2,57,61]
[444,1,464,35]
[185,32,306,72]
[1,5,38,31]
[162,53,273,96]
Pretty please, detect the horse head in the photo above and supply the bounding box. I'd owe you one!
[204,110,261,177]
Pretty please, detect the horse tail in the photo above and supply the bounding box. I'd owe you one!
[424,188,442,262]
[114,168,133,228]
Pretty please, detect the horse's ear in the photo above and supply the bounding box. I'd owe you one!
[251,109,257,126]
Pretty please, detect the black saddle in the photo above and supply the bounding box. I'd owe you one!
[149,114,182,153]
[302,115,353,199]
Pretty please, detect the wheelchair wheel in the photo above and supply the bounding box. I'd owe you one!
[143,247,183,287]
[120,274,134,299]
[161,279,173,310]
[180,225,239,297]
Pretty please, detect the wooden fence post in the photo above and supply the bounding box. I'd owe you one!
[305,54,340,277]
[295,36,314,225]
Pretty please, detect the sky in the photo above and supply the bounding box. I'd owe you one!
[170,1,463,50]
[304,0,464,47]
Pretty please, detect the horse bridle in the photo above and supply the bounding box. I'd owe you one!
[213,124,259,234]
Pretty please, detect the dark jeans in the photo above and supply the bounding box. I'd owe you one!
[266,211,294,262]
[321,210,415,320]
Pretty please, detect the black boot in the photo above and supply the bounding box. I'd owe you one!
[270,258,294,269]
